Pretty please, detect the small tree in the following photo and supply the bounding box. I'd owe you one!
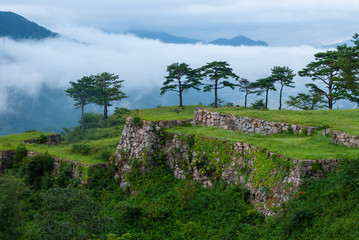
[286,91,326,110]
[237,78,256,107]
[271,66,296,110]
[65,76,96,132]
[199,61,239,108]
[251,77,276,109]
[93,72,128,128]
[337,33,359,106]
[298,50,342,109]
[160,63,200,107]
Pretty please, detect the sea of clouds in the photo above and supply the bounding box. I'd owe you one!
[0,25,343,112]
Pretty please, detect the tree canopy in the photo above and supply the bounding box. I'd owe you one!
[336,33,359,105]
[160,62,200,107]
[200,61,239,108]
[270,66,296,110]
[251,77,276,109]
[298,51,342,109]
[93,72,128,128]
[65,76,96,132]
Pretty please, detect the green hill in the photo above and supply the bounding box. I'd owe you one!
[0,11,58,40]
[1,106,359,239]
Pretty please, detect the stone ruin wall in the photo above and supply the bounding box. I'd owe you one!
[193,108,318,135]
[323,129,359,148]
[114,117,339,215]
[195,108,359,149]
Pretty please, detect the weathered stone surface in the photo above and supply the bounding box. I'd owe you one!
[23,134,63,146]
[193,109,318,135]
[114,117,339,216]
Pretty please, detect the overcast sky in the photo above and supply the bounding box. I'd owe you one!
[1,0,358,46]
[0,0,357,113]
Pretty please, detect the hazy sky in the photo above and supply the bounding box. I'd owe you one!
[0,0,356,113]
[1,0,358,46]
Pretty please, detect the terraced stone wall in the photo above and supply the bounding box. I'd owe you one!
[193,109,318,135]
[114,117,338,215]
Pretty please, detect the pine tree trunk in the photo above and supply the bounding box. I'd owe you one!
[81,104,85,132]
[244,93,248,108]
[179,90,183,107]
[265,89,269,109]
[279,85,283,110]
[214,81,218,108]
[104,104,108,128]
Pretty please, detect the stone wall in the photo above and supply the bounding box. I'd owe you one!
[324,129,359,148]
[114,117,338,215]
[194,109,318,135]
[23,134,63,146]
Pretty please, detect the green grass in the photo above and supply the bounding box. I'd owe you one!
[166,126,359,160]
[0,131,119,165]
[210,107,359,135]
[27,137,119,165]
[0,131,54,150]
[136,105,203,121]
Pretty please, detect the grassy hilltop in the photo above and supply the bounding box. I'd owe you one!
[1,105,359,239]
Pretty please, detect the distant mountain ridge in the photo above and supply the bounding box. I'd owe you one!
[125,30,202,44]
[126,29,268,47]
[209,35,268,46]
[0,11,58,40]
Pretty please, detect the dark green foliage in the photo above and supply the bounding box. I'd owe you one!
[23,154,54,189]
[3,140,359,239]
[71,143,92,155]
[132,116,143,128]
[199,61,239,108]
[14,143,27,163]
[270,66,296,110]
[108,107,130,127]
[337,33,359,105]
[79,112,104,129]
[237,78,256,107]
[0,175,27,240]
[160,62,201,107]
[65,76,96,132]
[36,186,112,240]
[251,77,276,109]
[55,163,73,187]
[250,99,266,109]
[62,125,121,143]
[298,50,342,109]
[286,91,326,110]
[92,72,128,128]
[36,133,48,144]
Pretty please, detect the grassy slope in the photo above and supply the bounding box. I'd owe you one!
[2,105,359,164]
[210,107,359,135]
[137,105,202,121]
[0,131,118,165]
[167,126,359,160]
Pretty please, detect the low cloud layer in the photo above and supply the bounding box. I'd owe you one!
[1,0,359,46]
[0,26,325,112]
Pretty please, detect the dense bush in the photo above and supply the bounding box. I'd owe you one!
[22,154,54,189]
[2,153,359,239]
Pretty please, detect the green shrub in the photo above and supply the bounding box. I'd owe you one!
[250,99,266,109]
[71,143,92,155]
[23,154,54,189]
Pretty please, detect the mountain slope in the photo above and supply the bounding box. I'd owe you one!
[209,35,268,46]
[0,11,58,40]
[126,29,268,46]
[126,29,202,44]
